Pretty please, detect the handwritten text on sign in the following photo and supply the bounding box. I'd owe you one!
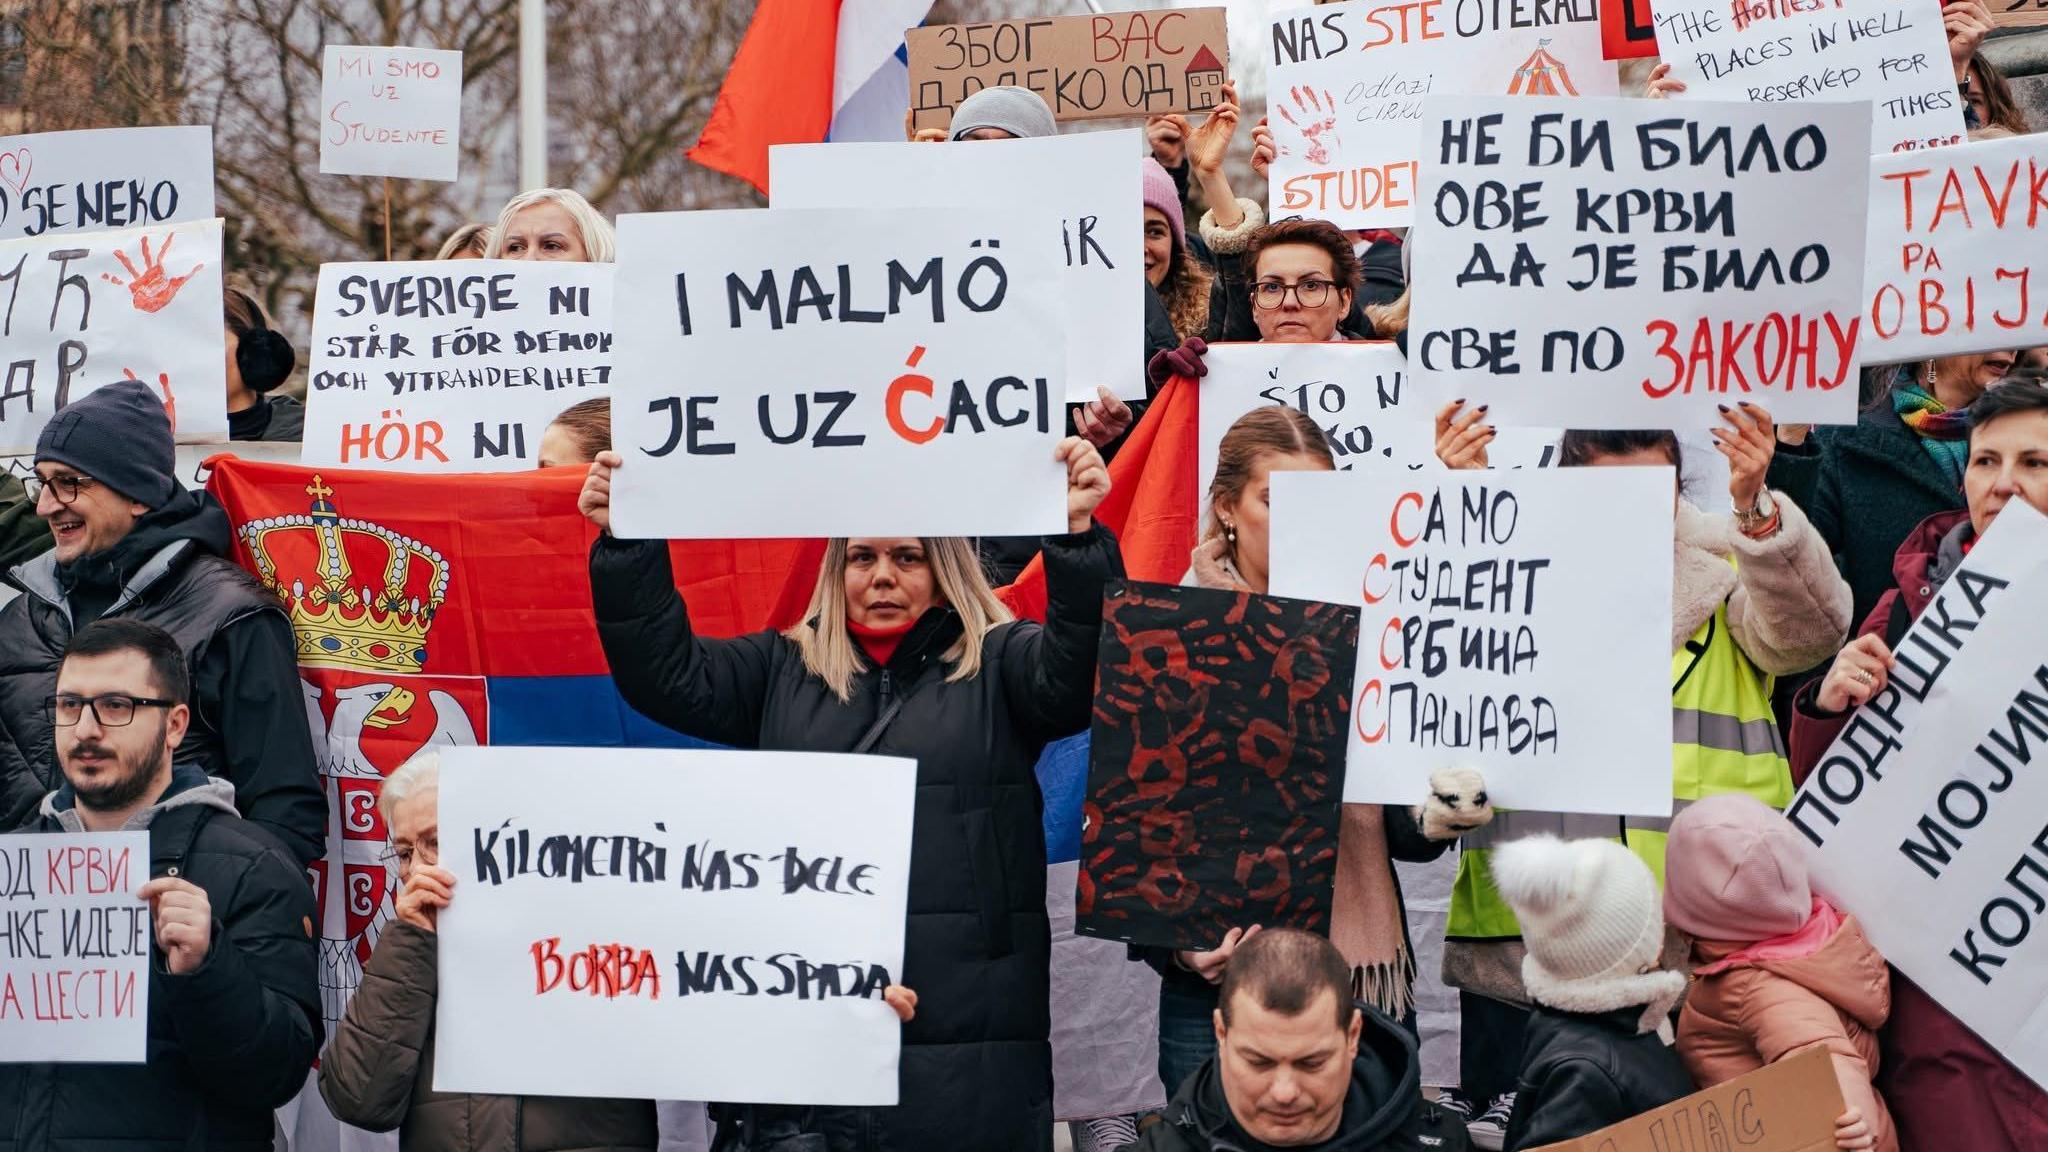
[0,217,227,454]
[0,832,151,1064]
[301,261,612,472]
[1264,0,1619,230]
[771,132,1141,401]
[1527,1045,1843,1152]
[1650,0,1964,154]
[433,746,916,1104]
[1268,467,1674,813]
[320,46,464,182]
[1790,500,2048,1092]
[1863,132,2048,364]
[1409,96,1868,430]
[0,127,214,241]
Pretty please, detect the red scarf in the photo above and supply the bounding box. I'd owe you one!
[848,616,918,667]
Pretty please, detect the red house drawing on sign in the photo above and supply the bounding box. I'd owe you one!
[1509,40,1581,95]
[1184,44,1225,109]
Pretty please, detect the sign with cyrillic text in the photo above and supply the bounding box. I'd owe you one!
[0,126,214,241]
[1792,499,2048,1093]
[301,261,612,471]
[1264,0,1619,229]
[1409,95,1868,430]
[609,207,1066,539]
[0,832,151,1063]
[907,8,1230,132]
[320,46,463,181]
[1649,0,1964,154]
[771,132,1140,401]
[1863,132,2048,364]
[433,746,915,1104]
[0,217,227,453]
[1269,467,1674,813]
[1528,1045,1842,1152]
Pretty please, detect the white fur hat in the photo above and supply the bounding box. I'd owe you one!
[1493,835,1685,1030]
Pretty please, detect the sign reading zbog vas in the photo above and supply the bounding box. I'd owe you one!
[0,832,152,1064]
[0,126,214,241]
[320,46,463,181]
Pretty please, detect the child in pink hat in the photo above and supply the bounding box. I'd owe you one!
[1664,793,1895,1152]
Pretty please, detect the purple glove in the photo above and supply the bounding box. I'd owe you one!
[1146,337,1209,392]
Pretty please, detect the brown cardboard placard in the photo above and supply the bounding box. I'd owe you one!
[907,7,1229,132]
[1527,1045,1844,1152]
[1991,0,2048,28]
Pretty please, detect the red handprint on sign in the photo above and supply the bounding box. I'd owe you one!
[124,368,176,435]
[1274,87,1341,167]
[101,232,203,314]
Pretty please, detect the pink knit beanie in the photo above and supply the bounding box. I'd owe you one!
[1663,793,1811,943]
[1141,158,1185,250]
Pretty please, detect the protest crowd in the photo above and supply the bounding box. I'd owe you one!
[2,2,2048,1152]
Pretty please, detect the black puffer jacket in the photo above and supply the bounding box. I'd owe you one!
[1503,1006,1696,1152]
[0,764,322,1152]
[590,525,1123,1152]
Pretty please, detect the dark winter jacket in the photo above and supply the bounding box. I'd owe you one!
[0,472,51,574]
[320,920,657,1152]
[0,486,326,864]
[590,525,1124,1152]
[227,394,306,443]
[1503,1005,1696,1152]
[0,763,322,1152]
[1121,1002,1427,1152]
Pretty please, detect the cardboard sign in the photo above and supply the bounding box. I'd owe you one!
[1993,0,2048,27]
[300,261,612,471]
[0,217,227,453]
[771,131,1142,401]
[1601,0,1661,58]
[1268,467,1674,814]
[0,832,152,1064]
[1527,1044,1843,1151]
[608,206,1066,539]
[433,746,915,1104]
[1078,582,1355,952]
[1790,499,2048,1092]
[0,127,214,241]
[1263,0,1619,230]
[1408,95,1869,430]
[1649,0,1965,154]
[1863,132,2048,364]
[907,8,1230,131]
[319,46,463,181]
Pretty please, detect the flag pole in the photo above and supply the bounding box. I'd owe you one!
[382,178,393,261]
[519,0,548,190]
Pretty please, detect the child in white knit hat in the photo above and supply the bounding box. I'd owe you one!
[1489,835,1695,1151]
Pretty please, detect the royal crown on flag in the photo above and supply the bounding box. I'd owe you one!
[239,476,450,674]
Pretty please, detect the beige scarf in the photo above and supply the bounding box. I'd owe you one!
[1328,804,1414,1020]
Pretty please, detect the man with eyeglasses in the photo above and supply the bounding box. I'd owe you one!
[3,618,320,1152]
[0,380,324,864]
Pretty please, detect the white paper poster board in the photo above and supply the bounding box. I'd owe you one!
[0,217,227,453]
[608,206,1067,539]
[1264,0,1619,230]
[319,46,464,181]
[0,832,152,1063]
[1408,95,1869,430]
[1863,133,2048,364]
[300,261,612,471]
[1649,0,1965,155]
[433,746,916,1105]
[1791,499,2048,1092]
[1268,467,1674,813]
[770,132,1141,401]
[0,126,214,241]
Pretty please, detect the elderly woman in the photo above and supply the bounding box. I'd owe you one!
[486,188,616,262]
[580,437,1120,1152]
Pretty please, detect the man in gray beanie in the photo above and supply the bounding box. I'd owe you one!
[948,84,1057,141]
[0,380,324,863]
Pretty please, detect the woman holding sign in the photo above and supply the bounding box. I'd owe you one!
[579,438,1120,1152]
[486,187,616,262]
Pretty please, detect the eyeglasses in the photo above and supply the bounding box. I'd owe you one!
[46,693,176,727]
[1253,280,1339,310]
[381,835,439,871]
[24,474,97,505]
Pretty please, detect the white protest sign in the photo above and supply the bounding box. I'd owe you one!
[770,132,1141,401]
[609,206,1067,539]
[0,127,213,241]
[1651,0,1964,155]
[1264,0,1619,229]
[1269,467,1673,813]
[0,832,151,1063]
[319,46,464,181]
[433,746,916,1104]
[1791,499,2048,1090]
[300,261,611,471]
[1408,95,1868,430]
[0,217,227,453]
[1863,133,2048,364]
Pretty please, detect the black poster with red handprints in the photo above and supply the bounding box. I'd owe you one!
[1076,581,1356,952]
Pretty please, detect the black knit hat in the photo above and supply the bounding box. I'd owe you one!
[35,380,176,508]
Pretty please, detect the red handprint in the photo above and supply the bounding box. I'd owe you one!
[124,368,176,435]
[1274,87,1341,167]
[101,231,203,314]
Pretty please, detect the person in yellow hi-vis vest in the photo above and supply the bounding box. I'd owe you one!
[1427,405,1853,1150]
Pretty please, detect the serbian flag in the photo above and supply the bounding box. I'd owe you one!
[689,0,935,193]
